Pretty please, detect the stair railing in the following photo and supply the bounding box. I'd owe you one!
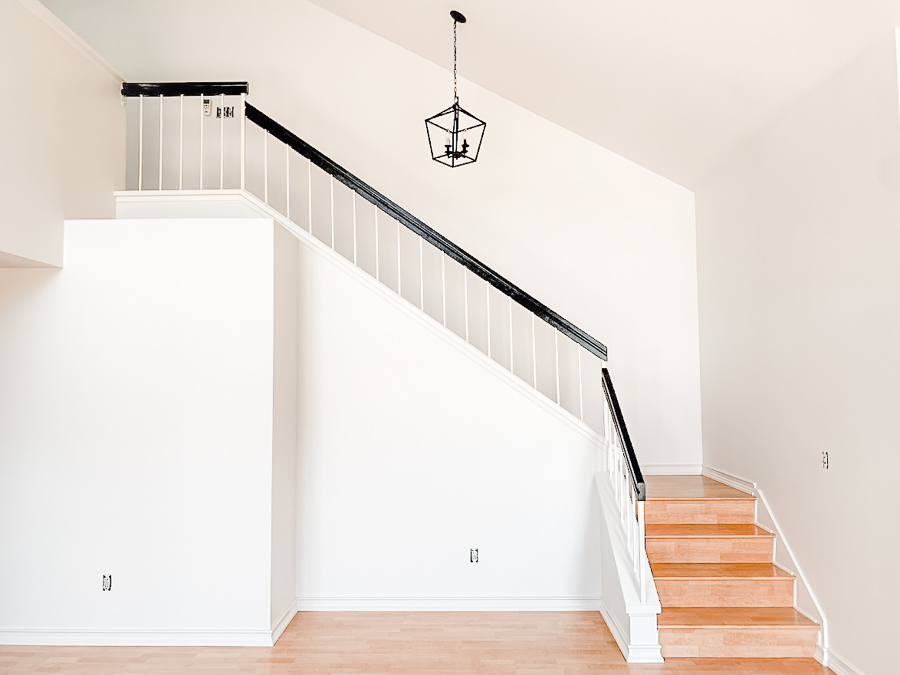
[120,81,650,600]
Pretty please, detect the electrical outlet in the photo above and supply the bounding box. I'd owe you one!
[822,451,829,470]
[469,548,478,563]
[102,574,112,591]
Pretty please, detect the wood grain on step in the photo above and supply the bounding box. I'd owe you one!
[645,499,755,524]
[658,606,818,627]
[645,475,755,500]
[659,625,819,658]
[646,524,774,563]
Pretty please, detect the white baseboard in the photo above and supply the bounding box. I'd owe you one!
[643,463,702,475]
[701,466,756,495]
[270,601,298,644]
[295,597,602,611]
[0,628,272,647]
[821,646,866,675]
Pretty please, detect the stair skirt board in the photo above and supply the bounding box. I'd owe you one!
[702,465,829,658]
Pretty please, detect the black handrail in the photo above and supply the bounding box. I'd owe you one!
[121,82,249,97]
[243,102,608,361]
[601,368,646,501]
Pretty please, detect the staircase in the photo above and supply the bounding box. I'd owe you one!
[645,475,819,658]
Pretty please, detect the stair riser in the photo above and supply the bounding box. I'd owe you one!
[645,499,755,524]
[647,538,773,564]
[659,627,818,658]
[656,579,794,607]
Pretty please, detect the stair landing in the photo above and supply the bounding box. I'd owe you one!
[645,475,819,659]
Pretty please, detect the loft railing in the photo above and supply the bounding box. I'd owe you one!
[120,81,649,594]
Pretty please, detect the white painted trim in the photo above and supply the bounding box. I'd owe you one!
[0,628,272,647]
[642,463,702,475]
[598,599,663,664]
[821,647,866,675]
[599,598,629,658]
[295,597,602,611]
[701,465,756,495]
[270,601,298,645]
[702,465,829,664]
[115,190,607,449]
[17,0,122,83]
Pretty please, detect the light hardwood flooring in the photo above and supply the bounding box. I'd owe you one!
[0,612,833,674]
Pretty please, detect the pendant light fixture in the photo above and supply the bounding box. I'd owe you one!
[425,10,486,167]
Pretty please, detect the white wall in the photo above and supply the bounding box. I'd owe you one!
[271,225,299,629]
[294,237,603,607]
[0,0,123,267]
[0,218,275,642]
[695,30,900,675]
[40,0,703,470]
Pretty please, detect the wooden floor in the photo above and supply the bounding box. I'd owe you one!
[0,612,833,674]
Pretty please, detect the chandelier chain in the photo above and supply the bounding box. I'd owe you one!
[453,18,458,103]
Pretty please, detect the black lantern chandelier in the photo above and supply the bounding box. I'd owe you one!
[425,10,486,167]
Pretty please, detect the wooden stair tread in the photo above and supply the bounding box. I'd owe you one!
[646,524,773,538]
[645,475,754,501]
[652,563,793,579]
[658,607,817,628]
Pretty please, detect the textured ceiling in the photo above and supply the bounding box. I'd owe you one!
[40,0,900,188]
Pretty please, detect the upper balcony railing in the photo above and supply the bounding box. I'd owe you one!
[120,81,648,598]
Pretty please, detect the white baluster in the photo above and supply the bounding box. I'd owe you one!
[138,94,144,190]
[179,94,184,190]
[199,94,204,189]
[306,159,312,233]
[352,192,357,265]
[219,93,224,189]
[330,177,335,249]
[158,94,163,190]
[441,255,447,326]
[374,206,380,280]
[464,270,469,342]
[240,93,246,191]
[286,145,290,219]
[419,237,424,310]
[531,314,537,388]
[509,297,514,374]
[486,283,491,358]
[577,346,584,421]
[263,132,268,203]
[554,330,560,405]
[397,219,402,296]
